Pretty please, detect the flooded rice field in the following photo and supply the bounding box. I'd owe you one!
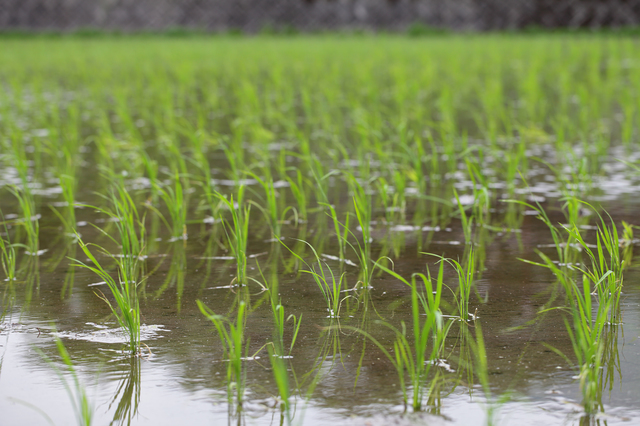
[1,36,640,425]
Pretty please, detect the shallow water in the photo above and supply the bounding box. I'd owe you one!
[1,194,639,425]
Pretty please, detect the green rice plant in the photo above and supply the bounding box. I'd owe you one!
[215,187,250,286]
[516,202,615,414]
[246,172,284,239]
[0,212,19,282]
[350,261,453,412]
[322,202,350,263]
[562,206,625,325]
[281,239,348,319]
[8,186,39,255]
[153,244,186,311]
[542,274,609,415]
[285,168,309,224]
[196,300,248,410]
[72,186,146,354]
[431,248,477,322]
[149,172,188,242]
[465,156,491,227]
[73,236,142,355]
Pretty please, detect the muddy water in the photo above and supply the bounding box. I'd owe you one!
[1,148,640,425]
[1,200,639,426]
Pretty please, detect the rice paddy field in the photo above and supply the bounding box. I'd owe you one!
[1,35,640,425]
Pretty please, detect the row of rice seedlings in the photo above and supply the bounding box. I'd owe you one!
[72,184,146,355]
[517,199,624,415]
[6,39,639,163]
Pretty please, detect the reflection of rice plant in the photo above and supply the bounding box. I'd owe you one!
[464,323,510,426]
[357,262,453,411]
[150,172,188,242]
[197,300,248,409]
[267,344,292,424]
[38,336,93,426]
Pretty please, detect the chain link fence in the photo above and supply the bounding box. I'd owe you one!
[2,0,640,32]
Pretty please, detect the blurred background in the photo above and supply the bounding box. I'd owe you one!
[2,0,640,34]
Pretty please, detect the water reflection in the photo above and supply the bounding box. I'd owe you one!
[108,356,141,426]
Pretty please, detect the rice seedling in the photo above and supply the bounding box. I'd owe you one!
[71,185,146,355]
[431,248,477,323]
[73,235,142,355]
[8,186,39,256]
[454,189,473,246]
[258,265,302,359]
[149,172,188,242]
[196,299,249,410]
[153,244,186,311]
[620,221,635,268]
[542,274,609,415]
[215,187,250,286]
[285,168,309,225]
[246,172,284,239]
[282,239,348,319]
[350,261,453,412]
[0,212,19,282]
[562,206,625,325]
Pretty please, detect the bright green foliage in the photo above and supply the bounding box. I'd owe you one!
[215,187,250,286]
[364,261,454,411]
[72,186,146,354]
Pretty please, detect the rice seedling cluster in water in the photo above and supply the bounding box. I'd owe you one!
[1,34,640,425]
